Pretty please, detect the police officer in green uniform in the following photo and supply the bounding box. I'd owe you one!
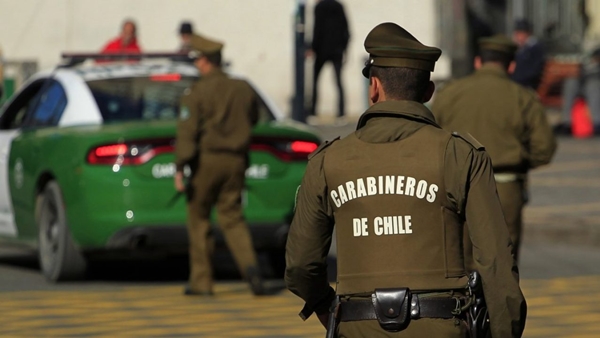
[432,35,556,263]
[285,23,526,337]
[174,34,265,296]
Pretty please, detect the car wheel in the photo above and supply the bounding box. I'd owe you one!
[37,181,86,281]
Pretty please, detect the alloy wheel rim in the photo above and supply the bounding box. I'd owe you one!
[40,194,60,270]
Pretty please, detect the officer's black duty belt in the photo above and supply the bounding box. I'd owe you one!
[339,295,464,322]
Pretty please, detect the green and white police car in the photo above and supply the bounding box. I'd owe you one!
[0,54,320,281]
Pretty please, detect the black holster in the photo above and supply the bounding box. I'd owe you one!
[325,296,341,338]
[466,271,490,338]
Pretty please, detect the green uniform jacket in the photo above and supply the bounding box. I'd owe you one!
[432,64,556,173]
[285,100,527,337]
[175,69,259,171]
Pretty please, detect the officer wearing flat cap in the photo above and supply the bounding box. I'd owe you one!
[174,33,266,296]
[433,35,556,265]
[286,24,527,337]
[177,21,194,53]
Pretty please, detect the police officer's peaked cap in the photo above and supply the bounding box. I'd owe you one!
[189,34,224,57]
[478,35,518,55]
[362,22,442,78]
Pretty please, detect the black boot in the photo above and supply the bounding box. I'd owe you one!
[553,123,571,136]
[246,266,266,296]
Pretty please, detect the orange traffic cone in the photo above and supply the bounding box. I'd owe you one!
[571,98,594,138]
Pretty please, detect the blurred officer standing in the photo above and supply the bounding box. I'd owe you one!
[286,23,526,337]
[174,34,265,296]
[178,22,194,53]
[433,35,556,263]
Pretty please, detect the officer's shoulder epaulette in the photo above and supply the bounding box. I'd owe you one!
[308,136,340,160]
[450,131,485,150]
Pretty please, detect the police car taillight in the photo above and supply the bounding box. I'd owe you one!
[290,141,319,154]
[94,144,128,157]
[87,139,174,165]
[250,138,319,161]
[150,74,182,82]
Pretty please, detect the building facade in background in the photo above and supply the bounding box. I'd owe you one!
[4,0,594,117]
[0,0,447,118]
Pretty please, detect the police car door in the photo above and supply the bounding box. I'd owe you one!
[0,79,44,236]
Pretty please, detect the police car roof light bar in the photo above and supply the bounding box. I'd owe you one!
[60,52,194,67]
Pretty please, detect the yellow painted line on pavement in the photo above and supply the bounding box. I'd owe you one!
[531,176,600,188]
[535,159,600,174]
[0,277,598,337]
[526,201,600,215]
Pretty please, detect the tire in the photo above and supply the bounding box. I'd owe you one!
[37,181,86,281]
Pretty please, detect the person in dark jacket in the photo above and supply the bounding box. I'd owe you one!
[511,19,546,90]
[308,0,350,121]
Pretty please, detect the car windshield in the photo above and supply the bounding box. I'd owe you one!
[86,75,275,123]
[87,76,195,123]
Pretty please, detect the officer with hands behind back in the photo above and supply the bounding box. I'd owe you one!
[432,35,556,264]
[174,33,266,297]
[285,22,527,337]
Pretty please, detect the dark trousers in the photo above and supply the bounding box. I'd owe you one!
[463,180,525,270]
[311,53,345,117]
[186,152,258,292]
[495,180,525,261]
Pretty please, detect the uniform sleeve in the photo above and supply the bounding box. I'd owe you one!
[175,90,201,172]
[446,140,527,338]
[523,95,557,169]
[285,152,336,320]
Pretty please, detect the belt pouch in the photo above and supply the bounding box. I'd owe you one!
[371,288,411,332]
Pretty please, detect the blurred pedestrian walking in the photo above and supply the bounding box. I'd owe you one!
[433,35,557,264]
[101,19,142,54]
[307,0,349,124]
[174,33,266,296]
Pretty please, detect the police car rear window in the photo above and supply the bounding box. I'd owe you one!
[86,76,195,123]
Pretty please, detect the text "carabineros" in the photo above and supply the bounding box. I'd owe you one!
[330,175,439,208]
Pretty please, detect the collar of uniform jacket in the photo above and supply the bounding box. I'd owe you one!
[201,68,227,80]
[477,63,510,78]
[356,100,440,130]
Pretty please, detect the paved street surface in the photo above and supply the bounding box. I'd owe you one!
[1,127,600,337]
